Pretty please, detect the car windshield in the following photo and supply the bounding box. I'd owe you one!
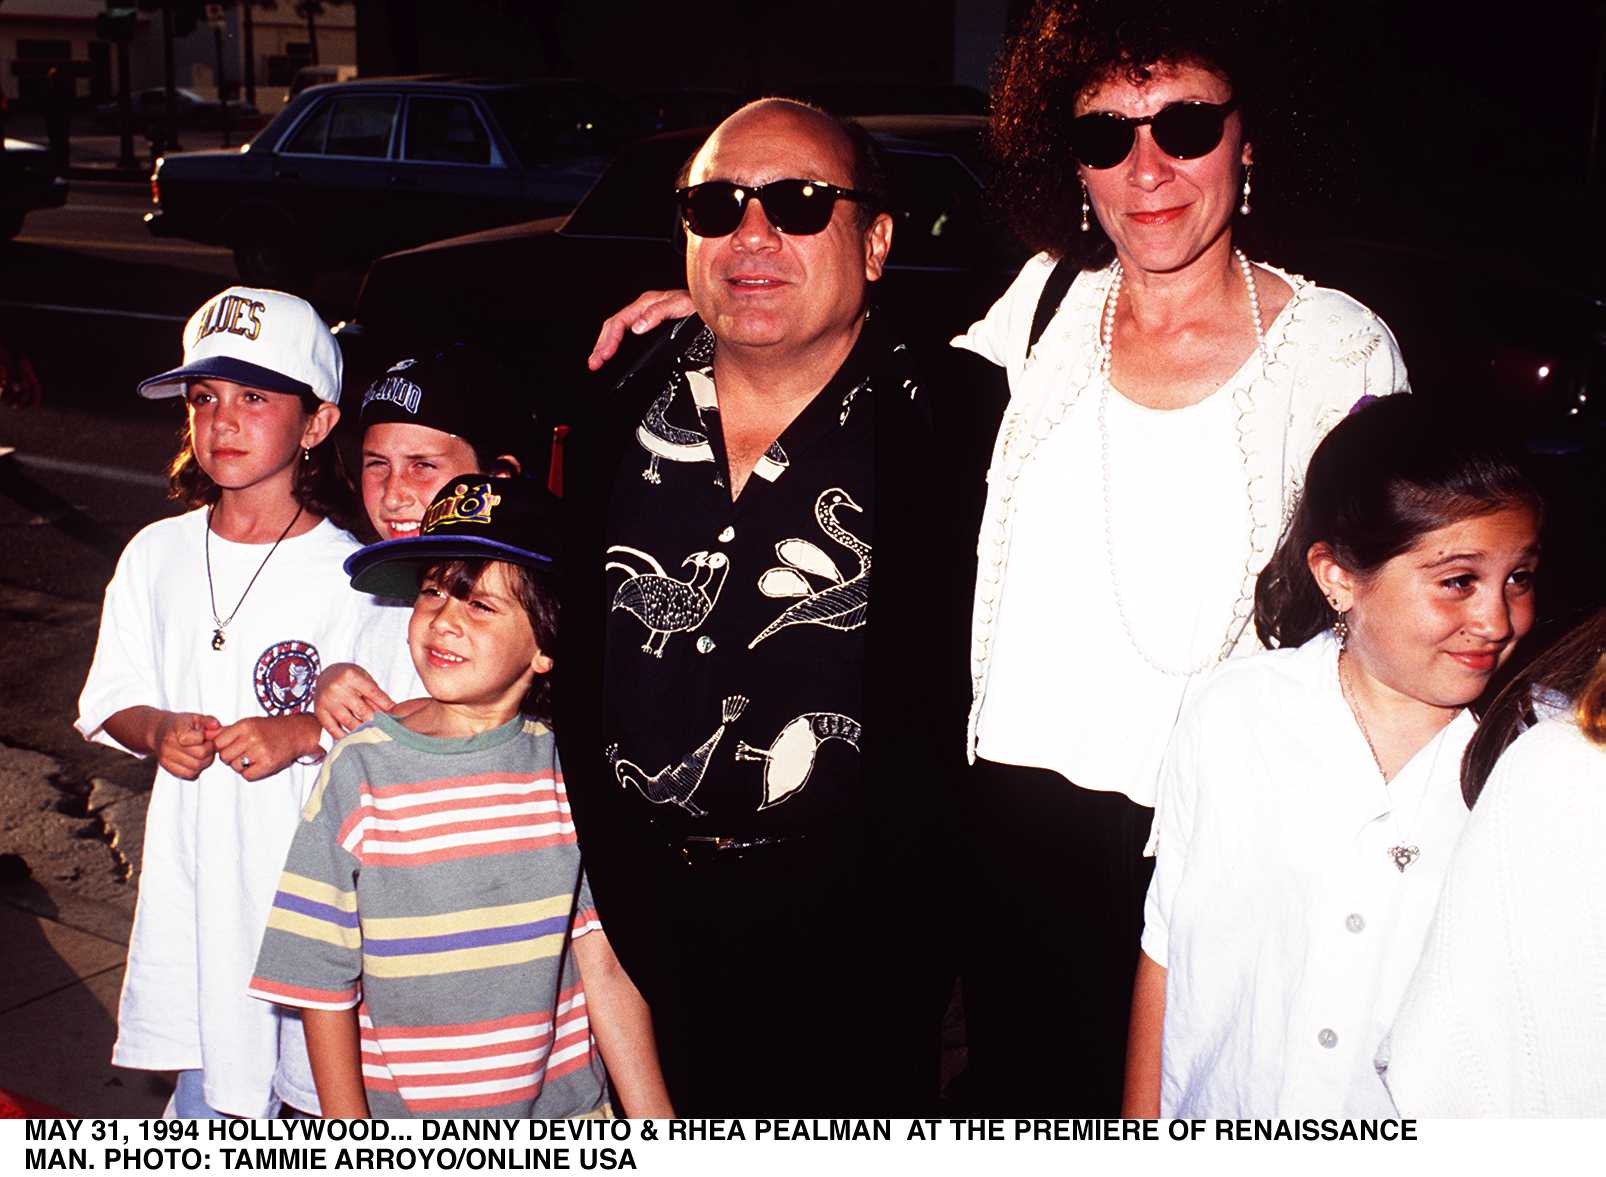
[560,135,691,239]
[482,83,617,165]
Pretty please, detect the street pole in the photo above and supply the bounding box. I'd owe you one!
[213,22,231,147]
[161,2,183,153]
[116,38,136,169]
[243,1,256,108]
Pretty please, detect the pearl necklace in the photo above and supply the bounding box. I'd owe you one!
[1097,248,1268,677]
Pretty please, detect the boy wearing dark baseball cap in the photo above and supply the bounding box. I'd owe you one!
[314,345,536,739]
[250,477,672,1118]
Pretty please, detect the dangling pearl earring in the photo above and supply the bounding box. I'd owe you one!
[1080,182,1091,233]
[302,447,311,463]
[1239,164,1253,216]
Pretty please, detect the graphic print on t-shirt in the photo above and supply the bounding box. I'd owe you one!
[606,544,730,658]
[606,695,748,817]
[635,366,789,487]
[736,711,862,809]
[749,487,871,649]
[254,639,321,715]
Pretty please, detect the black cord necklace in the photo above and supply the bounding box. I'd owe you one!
[204,502,304,651]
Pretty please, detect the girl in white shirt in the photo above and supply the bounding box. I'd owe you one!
[1126,395,1543,1117]
[1382,608,1606,1116]
[77,287,390,1117]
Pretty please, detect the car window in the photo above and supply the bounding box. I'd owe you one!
[881,151,987,270]
[483,83,617,164]
[282,100,332,154]
[560,136,691,239]
[324,95,398,158]
[403,96,492,165]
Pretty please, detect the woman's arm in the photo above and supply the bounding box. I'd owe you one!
[303,1007,370,1118]
[1121,951,1166,1118]
[571,930,675,1117]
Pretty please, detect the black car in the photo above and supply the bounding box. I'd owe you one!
[0,137,68,240]
[144,76,626,286]
[335,115,1023,394]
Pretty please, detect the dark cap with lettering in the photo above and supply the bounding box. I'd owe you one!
[359,345,530,457]
[138,286,342,403]
[344,473,561,599]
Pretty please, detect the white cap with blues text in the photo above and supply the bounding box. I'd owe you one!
[138,285,343,404]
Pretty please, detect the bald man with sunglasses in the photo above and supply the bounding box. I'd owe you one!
[555,99,1004,1114]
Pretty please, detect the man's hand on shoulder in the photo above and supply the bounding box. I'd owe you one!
[587,290,696,371]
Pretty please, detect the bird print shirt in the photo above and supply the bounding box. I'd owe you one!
[602,321,877,839]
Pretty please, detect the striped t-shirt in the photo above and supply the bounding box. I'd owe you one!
[249,711,608,1117]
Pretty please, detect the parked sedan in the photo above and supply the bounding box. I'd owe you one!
[0,137,68,240]
[144,77,624,286]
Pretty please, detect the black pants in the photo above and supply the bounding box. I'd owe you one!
[650,837,946,1116]
[957,759,1155,1114]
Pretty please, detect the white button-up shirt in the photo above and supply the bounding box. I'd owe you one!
[1142,632,1474,1117]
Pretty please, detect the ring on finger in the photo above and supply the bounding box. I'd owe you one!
[239,756,252,770]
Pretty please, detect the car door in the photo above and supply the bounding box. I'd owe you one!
[385,92,523,252]
[268,90,400,264]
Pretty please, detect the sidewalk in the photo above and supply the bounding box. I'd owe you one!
[0,740,165,1118]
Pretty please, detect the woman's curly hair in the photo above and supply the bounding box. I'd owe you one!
[989,0,1329,264]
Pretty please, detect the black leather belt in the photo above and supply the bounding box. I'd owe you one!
[676,833,804,867]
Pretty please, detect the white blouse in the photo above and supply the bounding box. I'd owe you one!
[1381,716,1606,1116]
[952,254,1409,803]
[1143,632,1475,1117]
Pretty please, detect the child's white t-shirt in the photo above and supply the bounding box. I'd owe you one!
[76,509,401,1117]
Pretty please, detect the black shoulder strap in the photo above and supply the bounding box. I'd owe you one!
[1027,256,1079,354]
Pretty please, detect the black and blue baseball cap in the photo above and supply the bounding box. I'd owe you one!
[344,474,561,599]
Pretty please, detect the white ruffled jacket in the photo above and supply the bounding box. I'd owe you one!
[951,253,1410,762]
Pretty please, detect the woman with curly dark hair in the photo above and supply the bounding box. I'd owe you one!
[948,0,1409,1112]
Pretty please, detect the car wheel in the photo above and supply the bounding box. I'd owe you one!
[232,224,310,289]
[0,211,24,241]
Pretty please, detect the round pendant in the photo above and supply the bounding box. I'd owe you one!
[212,629,226,651]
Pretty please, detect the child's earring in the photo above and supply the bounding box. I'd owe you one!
[1080,182,1091,233]
[1239,164,1253,216]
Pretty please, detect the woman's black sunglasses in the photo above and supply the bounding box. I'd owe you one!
[674,178,873,237]
[1068,100,1238,170]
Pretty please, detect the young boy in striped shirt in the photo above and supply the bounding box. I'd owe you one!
[250,476,672,1117]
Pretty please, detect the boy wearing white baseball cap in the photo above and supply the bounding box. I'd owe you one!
[78,287,404,1117]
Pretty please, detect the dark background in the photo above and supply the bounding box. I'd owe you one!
[355,0,1606,289]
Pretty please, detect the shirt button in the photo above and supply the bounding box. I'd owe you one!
[717,526,735,543]
[1317,1028,1338,1049]
[695,635,716,654]
[1345,913,1365,933]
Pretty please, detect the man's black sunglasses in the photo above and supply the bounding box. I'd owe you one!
[1068,99,1238,170]
[674,179,874,237]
